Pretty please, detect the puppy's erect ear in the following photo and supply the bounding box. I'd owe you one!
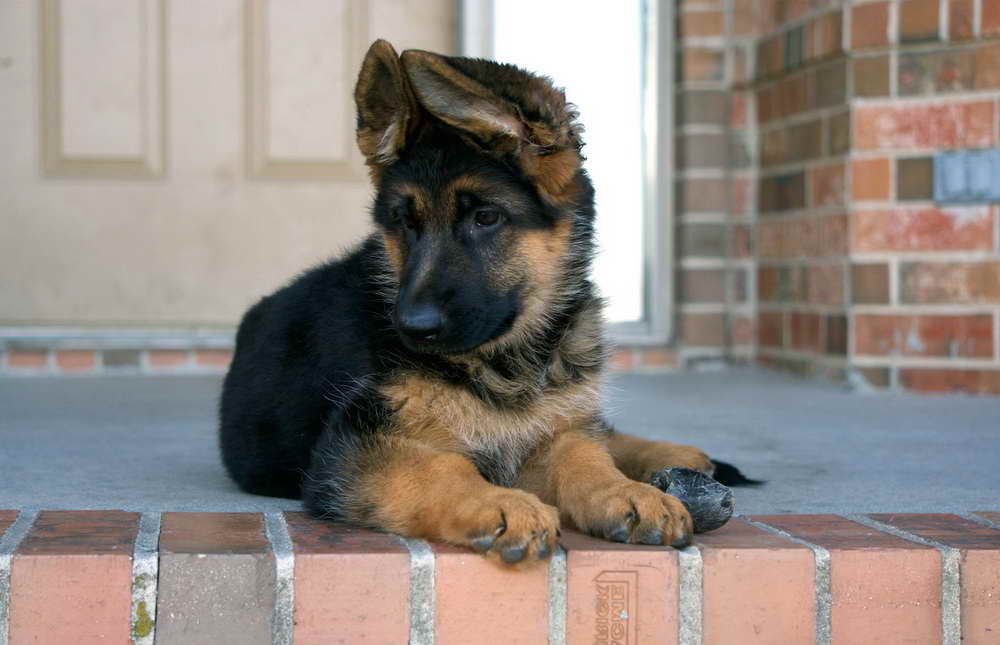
[400,49,525,153]
[355,40,416,173]
[400,49,583,205]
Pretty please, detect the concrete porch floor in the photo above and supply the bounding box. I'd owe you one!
[0,367,997,515]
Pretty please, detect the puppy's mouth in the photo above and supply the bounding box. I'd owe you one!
[393,308,520,356]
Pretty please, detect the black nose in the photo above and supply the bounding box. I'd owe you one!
[398,304,445,342]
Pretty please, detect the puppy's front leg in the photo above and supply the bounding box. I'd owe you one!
[304,433,559,565]
[545,429,693,547]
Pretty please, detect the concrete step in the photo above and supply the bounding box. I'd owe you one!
[1,510,998,644]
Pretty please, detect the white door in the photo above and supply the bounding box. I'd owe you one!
[0,0,455,330]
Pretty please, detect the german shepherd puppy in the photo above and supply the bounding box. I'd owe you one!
[220,40,720,564]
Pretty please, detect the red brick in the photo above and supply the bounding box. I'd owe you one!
[974,42,1000,89]
[754,514,941,645]
[852,2,890,48]
[818,213,849,256]
[758,311,785,347]
[678,178,728,213]
[696,519,815,644]
[899,369,1000,394]
[734,224,752,258]
[682,313,727,346]
[732,315,755,345]
[784,217,819,258]
[0,509,17,536]
[949,0,975,40]
[854,314,994,358]
[854,102,995,150]
[682,269,727,302]
[608,348,635,372]
[900,0,941,42]
[54,349,97,372]
[854,55,891,97]
[561,530,678,645]
[757,36,784,78]
[984,0,1000,35]
[852,207,994,251]
[851,158,891,201]
[433,542,549,643]
[285,514,410,644]
[730,92,748,129]
[160,512,268,554]
[810,163,846,207]
[901,261,1000,304]
[852,264,891,304]
[868,514,1000,641]
[10,511,138,644]
[682,49,725,82]
[732,46,750,85]
[757,220,782,260]
[6,350,47,369]
[807,264,845,306]
[809,10,843,60]
[730,176,751,216]
[973,512,1000,525]
[195,349,232,367]
[681,11,724,37]
[148,349,190,368]
[790,312,822,352]
[732,0,756,36]
[637,347,678,368]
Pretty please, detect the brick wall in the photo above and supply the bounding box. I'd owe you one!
[665,0,759,371]
[754,1,853,382]
[846,0,1000,393]
[707,0,1000,394]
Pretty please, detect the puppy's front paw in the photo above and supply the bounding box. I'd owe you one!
[449,489,559,565]
[574,479,693,548]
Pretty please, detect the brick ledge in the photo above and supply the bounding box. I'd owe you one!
[1,510,999,643]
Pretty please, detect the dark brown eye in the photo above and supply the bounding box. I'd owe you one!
[393,205,417,231]
[473,208,502,228]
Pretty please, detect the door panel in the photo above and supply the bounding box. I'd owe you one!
[0,0,455,326]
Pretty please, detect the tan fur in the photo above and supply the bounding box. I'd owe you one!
[518,428,693,546]
[356,436,559,566]
[381,369,601,457]
[605,433,714,482]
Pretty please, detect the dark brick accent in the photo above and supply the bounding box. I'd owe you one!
[899,0,941,43]
[896,157,934,200]
[853,55,890,97]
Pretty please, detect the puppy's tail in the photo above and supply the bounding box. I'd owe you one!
[711,459,765,486]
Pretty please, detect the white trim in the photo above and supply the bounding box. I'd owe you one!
[851,355,1000,368]
[676,546,703,645]
[130,512,161,645]
[0,326,235,349]
[0,510,39,645]
[547,546,567,645]
[401,538,435,645]
[263,512,295,645]
[458,0,493,59]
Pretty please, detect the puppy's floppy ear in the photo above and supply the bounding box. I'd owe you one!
[399,49,525,153]
[400,49,583,205]
[355,40,416,174]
